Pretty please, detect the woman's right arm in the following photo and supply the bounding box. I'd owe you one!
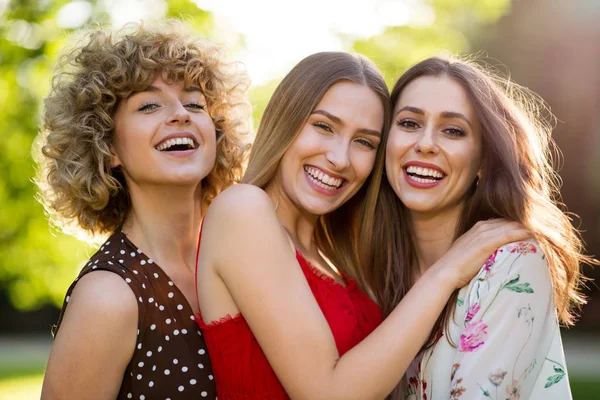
[41,271,138,400]
[200,184,529,400]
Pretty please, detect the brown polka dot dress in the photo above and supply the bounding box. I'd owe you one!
[53,230,217,399]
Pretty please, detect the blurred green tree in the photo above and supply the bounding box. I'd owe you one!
[0,0,213,310]
[0,0,512,311]
[353,0,512,86]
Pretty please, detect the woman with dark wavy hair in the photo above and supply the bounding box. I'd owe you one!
[35,20,251,399]
[365,56,596,399]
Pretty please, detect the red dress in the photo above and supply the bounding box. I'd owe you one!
[195,250,382,399]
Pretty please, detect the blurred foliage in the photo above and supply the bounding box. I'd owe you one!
[0,0,212,310]
[0,0,512,311]
[353,0,512,87]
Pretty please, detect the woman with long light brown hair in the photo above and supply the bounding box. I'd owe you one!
[366,56,596,399]
[36,21,251,399]
[194,51,530,399]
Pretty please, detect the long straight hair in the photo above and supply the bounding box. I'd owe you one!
[363,56,595,353]
[242,52,391,283]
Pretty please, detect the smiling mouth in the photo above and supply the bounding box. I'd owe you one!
[304,166,345,190]
[155,137,198,152]
[404,165,446,183]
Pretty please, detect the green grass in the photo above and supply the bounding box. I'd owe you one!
[0,372,43,400]
[571,379,599,399]
[0,351,46,399]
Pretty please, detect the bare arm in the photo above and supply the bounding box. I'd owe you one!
[199,184,529,400]
[41,271,138,400]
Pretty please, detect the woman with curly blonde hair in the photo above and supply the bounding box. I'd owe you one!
[36,20,250,399]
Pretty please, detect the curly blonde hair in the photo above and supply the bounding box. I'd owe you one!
[35,20,251,238]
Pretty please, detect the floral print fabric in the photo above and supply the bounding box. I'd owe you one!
[405,240,572,400]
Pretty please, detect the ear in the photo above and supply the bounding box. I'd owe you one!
[110,145,122,168]
[477,163,484,181]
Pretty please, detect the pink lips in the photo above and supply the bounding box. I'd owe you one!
[154,131,200,158]
[304,165,345,196]
[403,161,446,189]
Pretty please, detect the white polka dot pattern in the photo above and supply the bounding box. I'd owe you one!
[53,231,216,399]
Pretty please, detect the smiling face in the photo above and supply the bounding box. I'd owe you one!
[274,81,384,216]
[111,76,217,188]
[386,75,483,218]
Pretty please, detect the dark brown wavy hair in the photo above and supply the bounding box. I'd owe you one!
[362,56,595,354]
[35,20,251,240]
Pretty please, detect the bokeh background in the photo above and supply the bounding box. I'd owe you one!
[0,0,598,398]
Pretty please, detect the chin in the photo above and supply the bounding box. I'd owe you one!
[168,170,210,186]
[300,199,341,217]
[399,197,437,213]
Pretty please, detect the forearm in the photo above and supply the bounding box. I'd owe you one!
[325,268,456,400]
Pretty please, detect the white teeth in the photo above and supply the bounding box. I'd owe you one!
[410,175,438,183]
[156,137,196,151]
[406,165,444,179]
[304,166,343,189]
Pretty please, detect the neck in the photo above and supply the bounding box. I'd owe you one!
[411,206,462,276]
[121,182,203,275]
[265,184,319,255]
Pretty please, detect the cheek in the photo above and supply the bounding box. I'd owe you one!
[351,151,376,181]
[385,132,408,171]
[200,118,217,142]
[451,143,481,178]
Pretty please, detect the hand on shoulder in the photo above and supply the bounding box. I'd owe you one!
[430,219,532,289]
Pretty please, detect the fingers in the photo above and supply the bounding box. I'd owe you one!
[503,227,533,243]
[471,219,520,234]
[478,223,531,254]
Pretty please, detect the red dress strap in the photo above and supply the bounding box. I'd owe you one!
[194,219,204,314]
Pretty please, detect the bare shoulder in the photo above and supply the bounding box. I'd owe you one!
[59,270,138,334]
[44,271,138,399]
[203,184,278,237]
[201,184,289,271]
[207,183,273,218]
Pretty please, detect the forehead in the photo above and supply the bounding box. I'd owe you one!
[315,81,384,125]
[396,75,475,117]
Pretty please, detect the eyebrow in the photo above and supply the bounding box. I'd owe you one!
[311,109,381,137]
[128,85,204,98]
[395,105,472,128]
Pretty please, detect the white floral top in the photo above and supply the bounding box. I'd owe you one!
[405,240,572,400]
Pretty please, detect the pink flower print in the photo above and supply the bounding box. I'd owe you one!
[506,379,521,399]
[458,319,488,352]
[508,242,537,256]
[465,303,480,323]
[488,368,507,386]
[483,248,503,272]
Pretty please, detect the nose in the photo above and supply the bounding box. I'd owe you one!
[325,138,351,171]
[414,126,438,155]
[166,102,191,126]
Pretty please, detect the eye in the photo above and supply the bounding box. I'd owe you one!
[313,121,333,133]
[138,102,159,112]
[444,127,466,137]
[354,137,377,150]
[396,119,420,129]
[185,102,205,111]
